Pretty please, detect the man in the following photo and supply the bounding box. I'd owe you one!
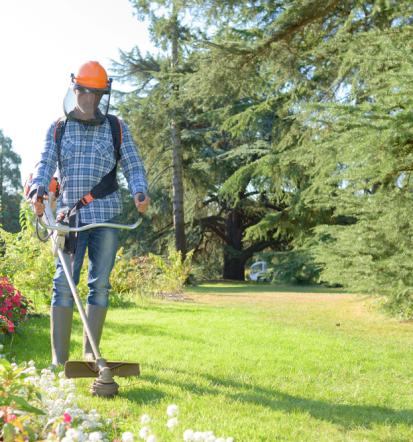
[30,61,149,367]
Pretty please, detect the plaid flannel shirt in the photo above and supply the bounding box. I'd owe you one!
[32,117,147,224]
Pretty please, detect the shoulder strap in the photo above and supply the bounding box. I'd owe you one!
[54,117,67,170]
[107,114,122,161]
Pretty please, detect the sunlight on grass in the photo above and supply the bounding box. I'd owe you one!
[9,284,413,441]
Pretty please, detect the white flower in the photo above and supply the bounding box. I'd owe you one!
[122,431,135,442]
[166,404,179,417]
[193,432,205,441]
[146,435,156,442]
[139,426,150,439]
[63,428,85,441]
[226,438,234,442]
[140,414,151,425]
[183,429,194,441]
[166,417,178,429]
[204,433,216,442]
[88,431,104,441]
[22,366,37,375]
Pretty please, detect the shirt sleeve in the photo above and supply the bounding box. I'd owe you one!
[119,120,148,196]
[31,123,58,193]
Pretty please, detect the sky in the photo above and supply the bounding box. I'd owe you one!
[0,0,154,184]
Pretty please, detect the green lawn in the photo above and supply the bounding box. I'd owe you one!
[8,283,413,441]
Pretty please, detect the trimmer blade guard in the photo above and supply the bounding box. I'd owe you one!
[64,360,140,378]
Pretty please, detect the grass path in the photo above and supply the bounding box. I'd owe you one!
[10,283,413,441]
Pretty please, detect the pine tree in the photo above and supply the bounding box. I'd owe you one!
[0,130,22,233]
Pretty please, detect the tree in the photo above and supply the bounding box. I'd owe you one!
[115,0,334,279]
[0,130,22,233]
[120,0,201,256]
[193,0,413,311]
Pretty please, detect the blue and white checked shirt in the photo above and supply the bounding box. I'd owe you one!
[32,117,147,224]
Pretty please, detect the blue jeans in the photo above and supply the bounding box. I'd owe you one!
[52,224,119,308]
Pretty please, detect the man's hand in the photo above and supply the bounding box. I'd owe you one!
[31,193,45,217]
[134,193,150,214]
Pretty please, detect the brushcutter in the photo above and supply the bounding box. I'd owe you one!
[34,185,143,398]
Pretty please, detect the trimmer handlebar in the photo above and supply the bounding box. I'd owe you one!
[36,184,143,233]
[38,217,142,233]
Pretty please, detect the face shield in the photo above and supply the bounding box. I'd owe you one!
[63,74,112,125]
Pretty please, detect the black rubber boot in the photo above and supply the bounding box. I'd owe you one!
[50,306,73,367]
[83,305,107,361]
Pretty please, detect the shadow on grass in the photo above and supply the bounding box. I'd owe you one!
[10,314,85,367]
[138,367,413,431]
[188,283,346,295]
[120,385,166,404]
[8,315,51,365]
[205,374,413,430]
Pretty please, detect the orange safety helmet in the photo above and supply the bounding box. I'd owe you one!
[64,61,112,123]
[73,61,110,91]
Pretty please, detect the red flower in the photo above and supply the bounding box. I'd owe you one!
[63,412,72,423]
[11,294,21,306]
[0,278,31,333]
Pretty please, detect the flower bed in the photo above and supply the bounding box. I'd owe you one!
[0,354,233,441]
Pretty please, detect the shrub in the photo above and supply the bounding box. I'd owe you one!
[0,277,32,339]
[0,204,55,308]
[150,248,194,296]
[110,248,193,300]
[110,249,159,301]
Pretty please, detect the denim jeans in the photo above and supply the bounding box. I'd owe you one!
[52,223,119,308]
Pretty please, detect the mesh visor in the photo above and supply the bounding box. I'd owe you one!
[63,79,111,124]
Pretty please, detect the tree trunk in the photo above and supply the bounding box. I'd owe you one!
[223,248,246,280]
[170,5,186,257]
[222,209,245,280]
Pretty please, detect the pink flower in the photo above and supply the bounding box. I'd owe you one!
[7,322,14,333]
[12,294,21,306]
[5,413,16,423]
[63,412,72,423]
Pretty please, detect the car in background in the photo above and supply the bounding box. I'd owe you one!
[248,261,272,282]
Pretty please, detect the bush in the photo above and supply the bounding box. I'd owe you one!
[150,249,193,296]
[110,248,193,300]
[110,249,159,302]
[0,277,32,339]
[0,204,55,308]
